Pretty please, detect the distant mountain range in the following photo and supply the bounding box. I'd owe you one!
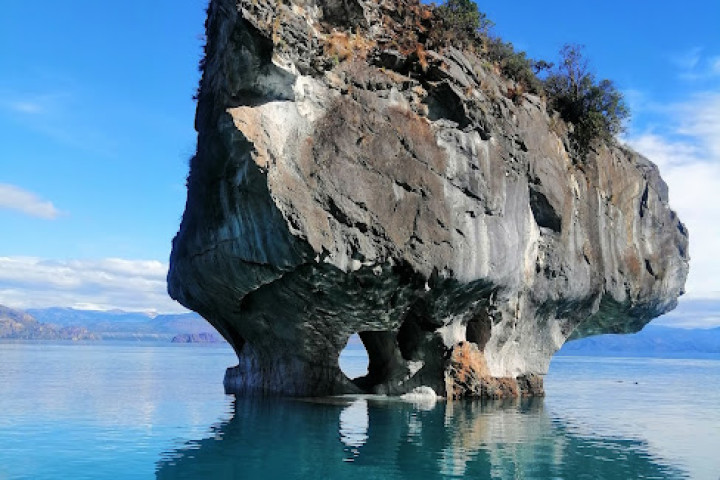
[0,305,223,342]
[3,303,720,355]
[0,305,98,341]
[559,324,720,357]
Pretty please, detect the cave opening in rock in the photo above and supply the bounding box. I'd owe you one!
[529,187,562,233]
[338,333,369,381]
[423,83,470,129]
[466,309,492,351]
[344,331,408,393]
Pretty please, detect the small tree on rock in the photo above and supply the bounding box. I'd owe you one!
[435,0,493,46]
[544,44,629,155]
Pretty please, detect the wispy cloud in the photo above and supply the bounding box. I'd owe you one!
[626,92,720,302]
[0,88,117,157]
[711,57,720,76]
[0,257,186,314]
[8,101,44,114]
[0,91,68,117]
[653,299,720,329]
[0,183,61,219]
[674,95,720,158]
[669,47,720,81]
[669,47,703,71]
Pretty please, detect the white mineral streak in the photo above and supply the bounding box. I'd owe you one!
[437,316,467,348]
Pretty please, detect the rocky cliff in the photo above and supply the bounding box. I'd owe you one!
[168,0,689,397]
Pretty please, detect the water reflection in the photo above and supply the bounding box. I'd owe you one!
[156,396,687,479]
[339,399,369,461]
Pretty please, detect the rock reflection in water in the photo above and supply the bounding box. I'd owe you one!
[156,397,686,479]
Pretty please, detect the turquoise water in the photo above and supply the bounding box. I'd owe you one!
[0,342,718,479]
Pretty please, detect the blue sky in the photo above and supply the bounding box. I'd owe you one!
[0,1,718,322]
[0,0,206,260]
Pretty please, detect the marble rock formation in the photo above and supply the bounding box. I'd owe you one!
[168,0,689,396]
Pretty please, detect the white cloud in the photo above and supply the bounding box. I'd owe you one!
[0,257,187,314]
[9,101,44,114]
[626,93,720,302]
[0,88,117,157]
[654,299,720,329]
[0,183,61,219]
[675,96,720,158]
[669,47,703,71]
[670,48,720,81]
[0,91,67,117]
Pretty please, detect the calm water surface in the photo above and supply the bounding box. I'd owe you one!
[0,342,718,479]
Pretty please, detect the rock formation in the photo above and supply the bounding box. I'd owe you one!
[167,0,689,396]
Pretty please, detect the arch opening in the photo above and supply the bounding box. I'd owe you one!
[338,333,369,380]
[466,309,492,351]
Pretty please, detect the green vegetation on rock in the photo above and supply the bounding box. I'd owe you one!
[544,44,629,155]
[433,1,629,156]
[434,0,493,44]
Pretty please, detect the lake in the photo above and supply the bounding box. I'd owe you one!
[0,342,718,479]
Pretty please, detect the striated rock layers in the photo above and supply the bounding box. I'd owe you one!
[168,0,689,397]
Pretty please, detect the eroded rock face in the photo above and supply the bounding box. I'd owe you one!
[168,0,689,396]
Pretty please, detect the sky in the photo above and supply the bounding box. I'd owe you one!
[0,1,718,325]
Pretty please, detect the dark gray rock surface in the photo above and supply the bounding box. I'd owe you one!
[168,0,689,396]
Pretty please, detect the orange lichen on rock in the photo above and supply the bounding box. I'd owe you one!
[416,44,428,71]
[324,31,376,62]
[446,342,541,399]
[455,342,490,378]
